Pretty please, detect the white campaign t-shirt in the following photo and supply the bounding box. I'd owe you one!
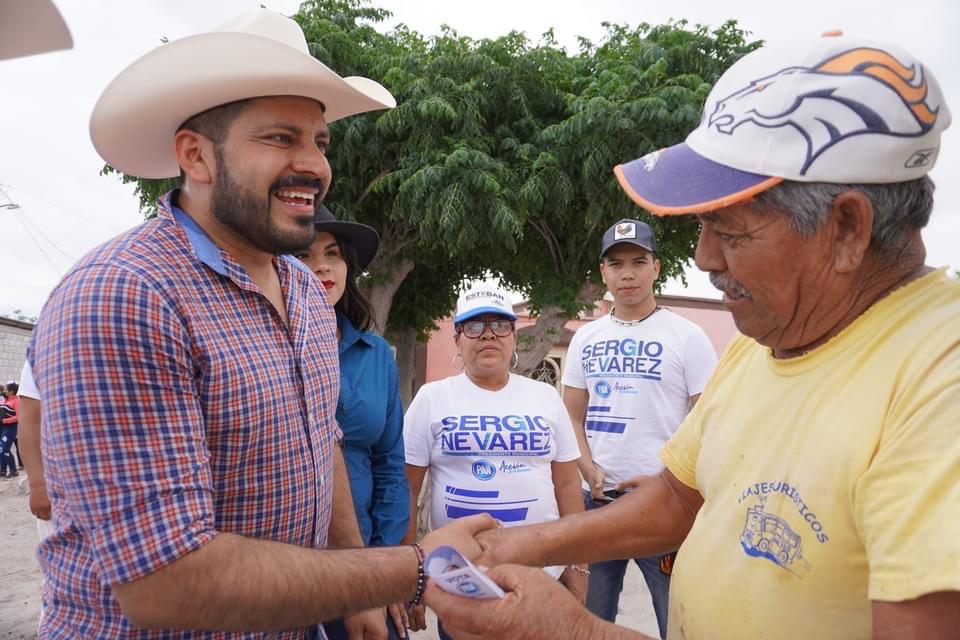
[405,373,580,533]
[562,310,717,489]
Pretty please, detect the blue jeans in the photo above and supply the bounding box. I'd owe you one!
[323,613,408,640]
[582,492,672,640]
[0,424,17,475]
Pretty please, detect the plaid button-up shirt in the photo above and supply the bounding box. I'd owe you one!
[29,192,340,639]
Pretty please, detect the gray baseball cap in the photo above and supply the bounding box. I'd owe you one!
[600,219,657,259]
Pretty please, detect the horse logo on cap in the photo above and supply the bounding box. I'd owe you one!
[706,48,940,175]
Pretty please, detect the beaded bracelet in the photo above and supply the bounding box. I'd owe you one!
[409,542,426,606]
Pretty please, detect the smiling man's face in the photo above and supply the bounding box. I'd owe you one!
[210,95,331,255]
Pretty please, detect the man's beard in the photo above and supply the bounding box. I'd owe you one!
[210,157,320,255]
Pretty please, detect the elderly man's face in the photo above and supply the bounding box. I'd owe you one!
[210,96,331,255]
[695,203,834,353]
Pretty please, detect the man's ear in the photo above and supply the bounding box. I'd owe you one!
[828,190,874,274]
[174,129,215,185]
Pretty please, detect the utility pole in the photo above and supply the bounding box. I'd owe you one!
[0,185,21,210]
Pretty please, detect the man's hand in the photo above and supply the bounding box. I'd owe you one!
[343,607,387,640]
[405,602,427,632]
[421,513,499,561]
[615,475,645,492]
[426,564,652,640]
[586,464,605,500]
[28,481,52,521]
[559,566,589,605]
[474,527,543,567]
[387,603,407,638]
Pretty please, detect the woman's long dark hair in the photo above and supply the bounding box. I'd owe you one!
[334,235,376,332]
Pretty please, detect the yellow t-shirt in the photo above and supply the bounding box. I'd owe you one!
[661,268,960,639]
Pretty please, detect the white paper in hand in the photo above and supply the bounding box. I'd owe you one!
[425,545,506,599]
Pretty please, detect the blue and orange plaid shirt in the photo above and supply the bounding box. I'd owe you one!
[29,191,341,639]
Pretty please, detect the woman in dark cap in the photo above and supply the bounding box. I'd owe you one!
[295,205,409,640]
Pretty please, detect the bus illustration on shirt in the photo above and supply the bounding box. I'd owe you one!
[740,504,803,570]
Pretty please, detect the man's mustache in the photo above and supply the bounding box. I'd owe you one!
[709,272,752,299]
[269,175,325,194]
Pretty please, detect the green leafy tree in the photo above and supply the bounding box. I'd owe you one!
[500,20,760,373]
[105,2,758,396]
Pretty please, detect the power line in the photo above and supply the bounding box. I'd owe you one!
[10,208,63,278]
[13,207,76,263]
[2,182,130,233]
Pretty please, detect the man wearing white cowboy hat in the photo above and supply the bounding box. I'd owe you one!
[426,31,960,640]
[27,9,493,639]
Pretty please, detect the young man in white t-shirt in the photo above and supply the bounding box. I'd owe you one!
[561,219,718,638]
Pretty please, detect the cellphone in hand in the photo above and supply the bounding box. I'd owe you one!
[595,488,626,503]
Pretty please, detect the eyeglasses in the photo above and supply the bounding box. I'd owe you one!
[459,319,515,339]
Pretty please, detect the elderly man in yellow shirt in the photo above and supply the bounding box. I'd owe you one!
[426,32,960,640]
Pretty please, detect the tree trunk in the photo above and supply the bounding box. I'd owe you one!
[389,324,419,408]
[514,279,605,376]
[364,256,415,335]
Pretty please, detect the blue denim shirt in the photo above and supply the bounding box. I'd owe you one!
[337,311,408,546]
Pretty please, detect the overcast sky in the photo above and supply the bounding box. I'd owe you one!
[1,0,957,317]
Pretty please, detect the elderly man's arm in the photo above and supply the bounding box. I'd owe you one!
[426,564,656,640]
[872,592,960,640]
[479,468,701,569]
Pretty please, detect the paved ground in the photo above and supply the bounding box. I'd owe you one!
[0,477,659,639]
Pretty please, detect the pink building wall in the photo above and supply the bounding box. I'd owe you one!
[423,295,738,384]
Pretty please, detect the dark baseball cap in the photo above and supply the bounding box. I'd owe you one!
[600,219,657,259]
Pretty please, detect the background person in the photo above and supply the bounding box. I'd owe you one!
[0,381,20,478]
[426,32,959,640]
[563,218,716,637]
[402,284,585,639]
[296,204,409,640]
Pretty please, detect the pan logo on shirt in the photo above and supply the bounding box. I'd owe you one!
[581,339,663,380]
[440,414,553,457]
[472,459,497,481]
[595,381,612,398]
[737,481,830,576]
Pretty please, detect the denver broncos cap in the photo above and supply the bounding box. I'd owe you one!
[600,219,657,259]
[614,31,952,216]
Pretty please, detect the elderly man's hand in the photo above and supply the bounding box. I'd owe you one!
[427,564,648,640]
[421,513,499,561]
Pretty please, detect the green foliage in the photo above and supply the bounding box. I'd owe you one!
[500,19,759,316]
[99,165,173,218]
[106,1,759,341]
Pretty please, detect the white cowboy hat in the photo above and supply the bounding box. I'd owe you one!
[1,0,73,61]
[90,9,396,179]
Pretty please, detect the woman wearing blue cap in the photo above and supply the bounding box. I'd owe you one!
[296,205,409,640]
[401,284,585,639]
